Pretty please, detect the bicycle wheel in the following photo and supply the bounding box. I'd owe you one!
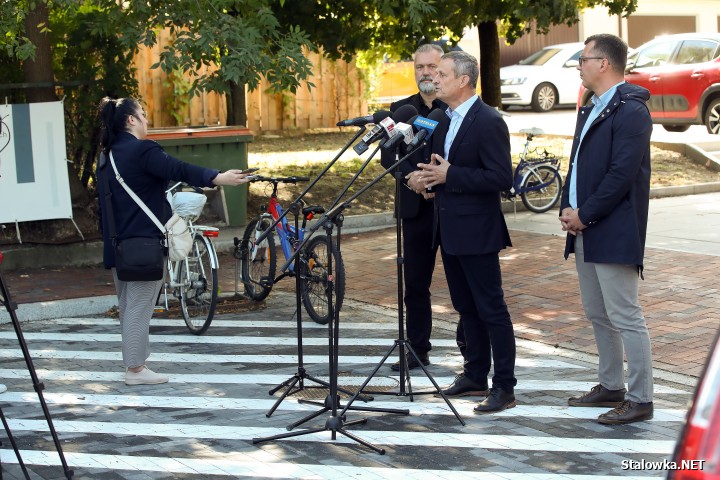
[178,234,218,335]
[520,165,562,213]
[301,235,345,325]
[240,216,276,301]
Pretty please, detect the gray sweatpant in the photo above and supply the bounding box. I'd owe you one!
[112,269,163,369]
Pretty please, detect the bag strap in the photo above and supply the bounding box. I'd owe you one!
[99,152,119,242]
[109,150,166,234]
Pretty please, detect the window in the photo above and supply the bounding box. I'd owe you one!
[633,41,677,68]
[674,39,720,65]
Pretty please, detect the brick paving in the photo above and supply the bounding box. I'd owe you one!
[4,225,718,379]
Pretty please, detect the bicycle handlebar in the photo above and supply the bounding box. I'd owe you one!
[249,175,310,184]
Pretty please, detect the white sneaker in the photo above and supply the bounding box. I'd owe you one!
[125,367,169,385]
[0,384,6,394]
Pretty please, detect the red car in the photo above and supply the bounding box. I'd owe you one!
[667,328,720,480]
[578,33,720,133]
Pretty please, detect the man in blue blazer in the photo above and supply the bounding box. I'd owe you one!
[415,51,517,413]
[560,34,654,424]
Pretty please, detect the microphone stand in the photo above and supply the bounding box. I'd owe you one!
[337,142,465,425]
[253,144,411,455]
[0,254,74,479]
[257,127,373,417]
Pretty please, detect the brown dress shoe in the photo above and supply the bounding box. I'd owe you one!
[597,400,654,425]
[390,353,430,372]
[568,384,626,407]
[439,374,489,397]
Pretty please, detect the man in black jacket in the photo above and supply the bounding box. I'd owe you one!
[380,44,446,371]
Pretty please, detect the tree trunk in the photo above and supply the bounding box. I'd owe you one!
[23,1,57,103]
[478,22,501,108]
[226,81,248,126]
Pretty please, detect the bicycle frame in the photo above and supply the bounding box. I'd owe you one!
[509,132,561,196]
[265,194,305,274]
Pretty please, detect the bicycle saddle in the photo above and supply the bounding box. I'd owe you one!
[519,127,545,136]
[303,205,325,215]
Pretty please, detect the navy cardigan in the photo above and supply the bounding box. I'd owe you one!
[96,132,219,269]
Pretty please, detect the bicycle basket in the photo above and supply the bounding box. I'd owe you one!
[171,192,207,219]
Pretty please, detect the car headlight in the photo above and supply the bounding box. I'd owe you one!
[501,77,526,86]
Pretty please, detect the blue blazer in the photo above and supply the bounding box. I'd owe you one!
[560,82,652,268]
[430,98,513,256]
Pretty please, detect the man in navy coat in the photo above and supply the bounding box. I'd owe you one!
[560,34,654,424]
[415,51,517,413]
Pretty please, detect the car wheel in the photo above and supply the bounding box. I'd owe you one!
[663,125,690,133]
[531,83,557,112]
[705,98,720,134]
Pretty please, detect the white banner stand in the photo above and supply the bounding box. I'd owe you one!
[0,100,82,243]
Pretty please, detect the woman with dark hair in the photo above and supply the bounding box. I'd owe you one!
[96,97,250,385]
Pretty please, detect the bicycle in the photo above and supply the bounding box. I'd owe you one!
[502,127,563,213]
[155,182,219,335]
[234,175,345,325]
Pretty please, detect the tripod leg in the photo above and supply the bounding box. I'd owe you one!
[340,342,399,416]
[0,271,74,479]
[286,407,329,431]
[337,428,385,455]
[0,407,31,479]
[252,425,327,445]
[266,375,302,417]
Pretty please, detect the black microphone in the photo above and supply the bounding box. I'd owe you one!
[407,108,445,149]
[337,111,391,127]
[353,104,418,155]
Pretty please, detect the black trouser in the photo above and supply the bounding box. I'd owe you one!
[401,199,438,355]
[441,249,517,392]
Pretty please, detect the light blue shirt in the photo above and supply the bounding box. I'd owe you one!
[444,94,478,161]
[569,81,625,208]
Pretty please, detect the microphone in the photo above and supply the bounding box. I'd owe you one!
[382,115,418,151]
[407,109,445,149]
[353,104,418,155]
[337,110,391,127]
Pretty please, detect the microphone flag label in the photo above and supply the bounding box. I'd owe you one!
[412,116,439,132]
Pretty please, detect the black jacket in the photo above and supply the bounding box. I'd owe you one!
[380,93,446,219]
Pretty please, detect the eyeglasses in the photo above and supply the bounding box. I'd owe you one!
[578,56,605,66]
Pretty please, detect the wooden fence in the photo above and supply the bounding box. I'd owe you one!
[134,31,368,133]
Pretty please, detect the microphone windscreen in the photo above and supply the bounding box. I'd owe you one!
[392,104,418,123]
[427,108,445,122]
[372,110,392,123]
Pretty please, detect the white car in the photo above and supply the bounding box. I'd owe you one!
[501,42,585,112]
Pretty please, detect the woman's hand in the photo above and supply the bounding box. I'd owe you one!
[212,169,251,186]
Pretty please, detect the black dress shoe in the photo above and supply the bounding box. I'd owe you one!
[390,352,430,372]
[473,387,516,413]
[597,400,653,425]
[439,374,489,397]
[568,384,626,407]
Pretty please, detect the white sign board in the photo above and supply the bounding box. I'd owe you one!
[0,101,73,224]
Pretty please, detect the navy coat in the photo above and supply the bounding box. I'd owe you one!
[96,132,219,269]
[430,97,513,256]
[561,82,652,268]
